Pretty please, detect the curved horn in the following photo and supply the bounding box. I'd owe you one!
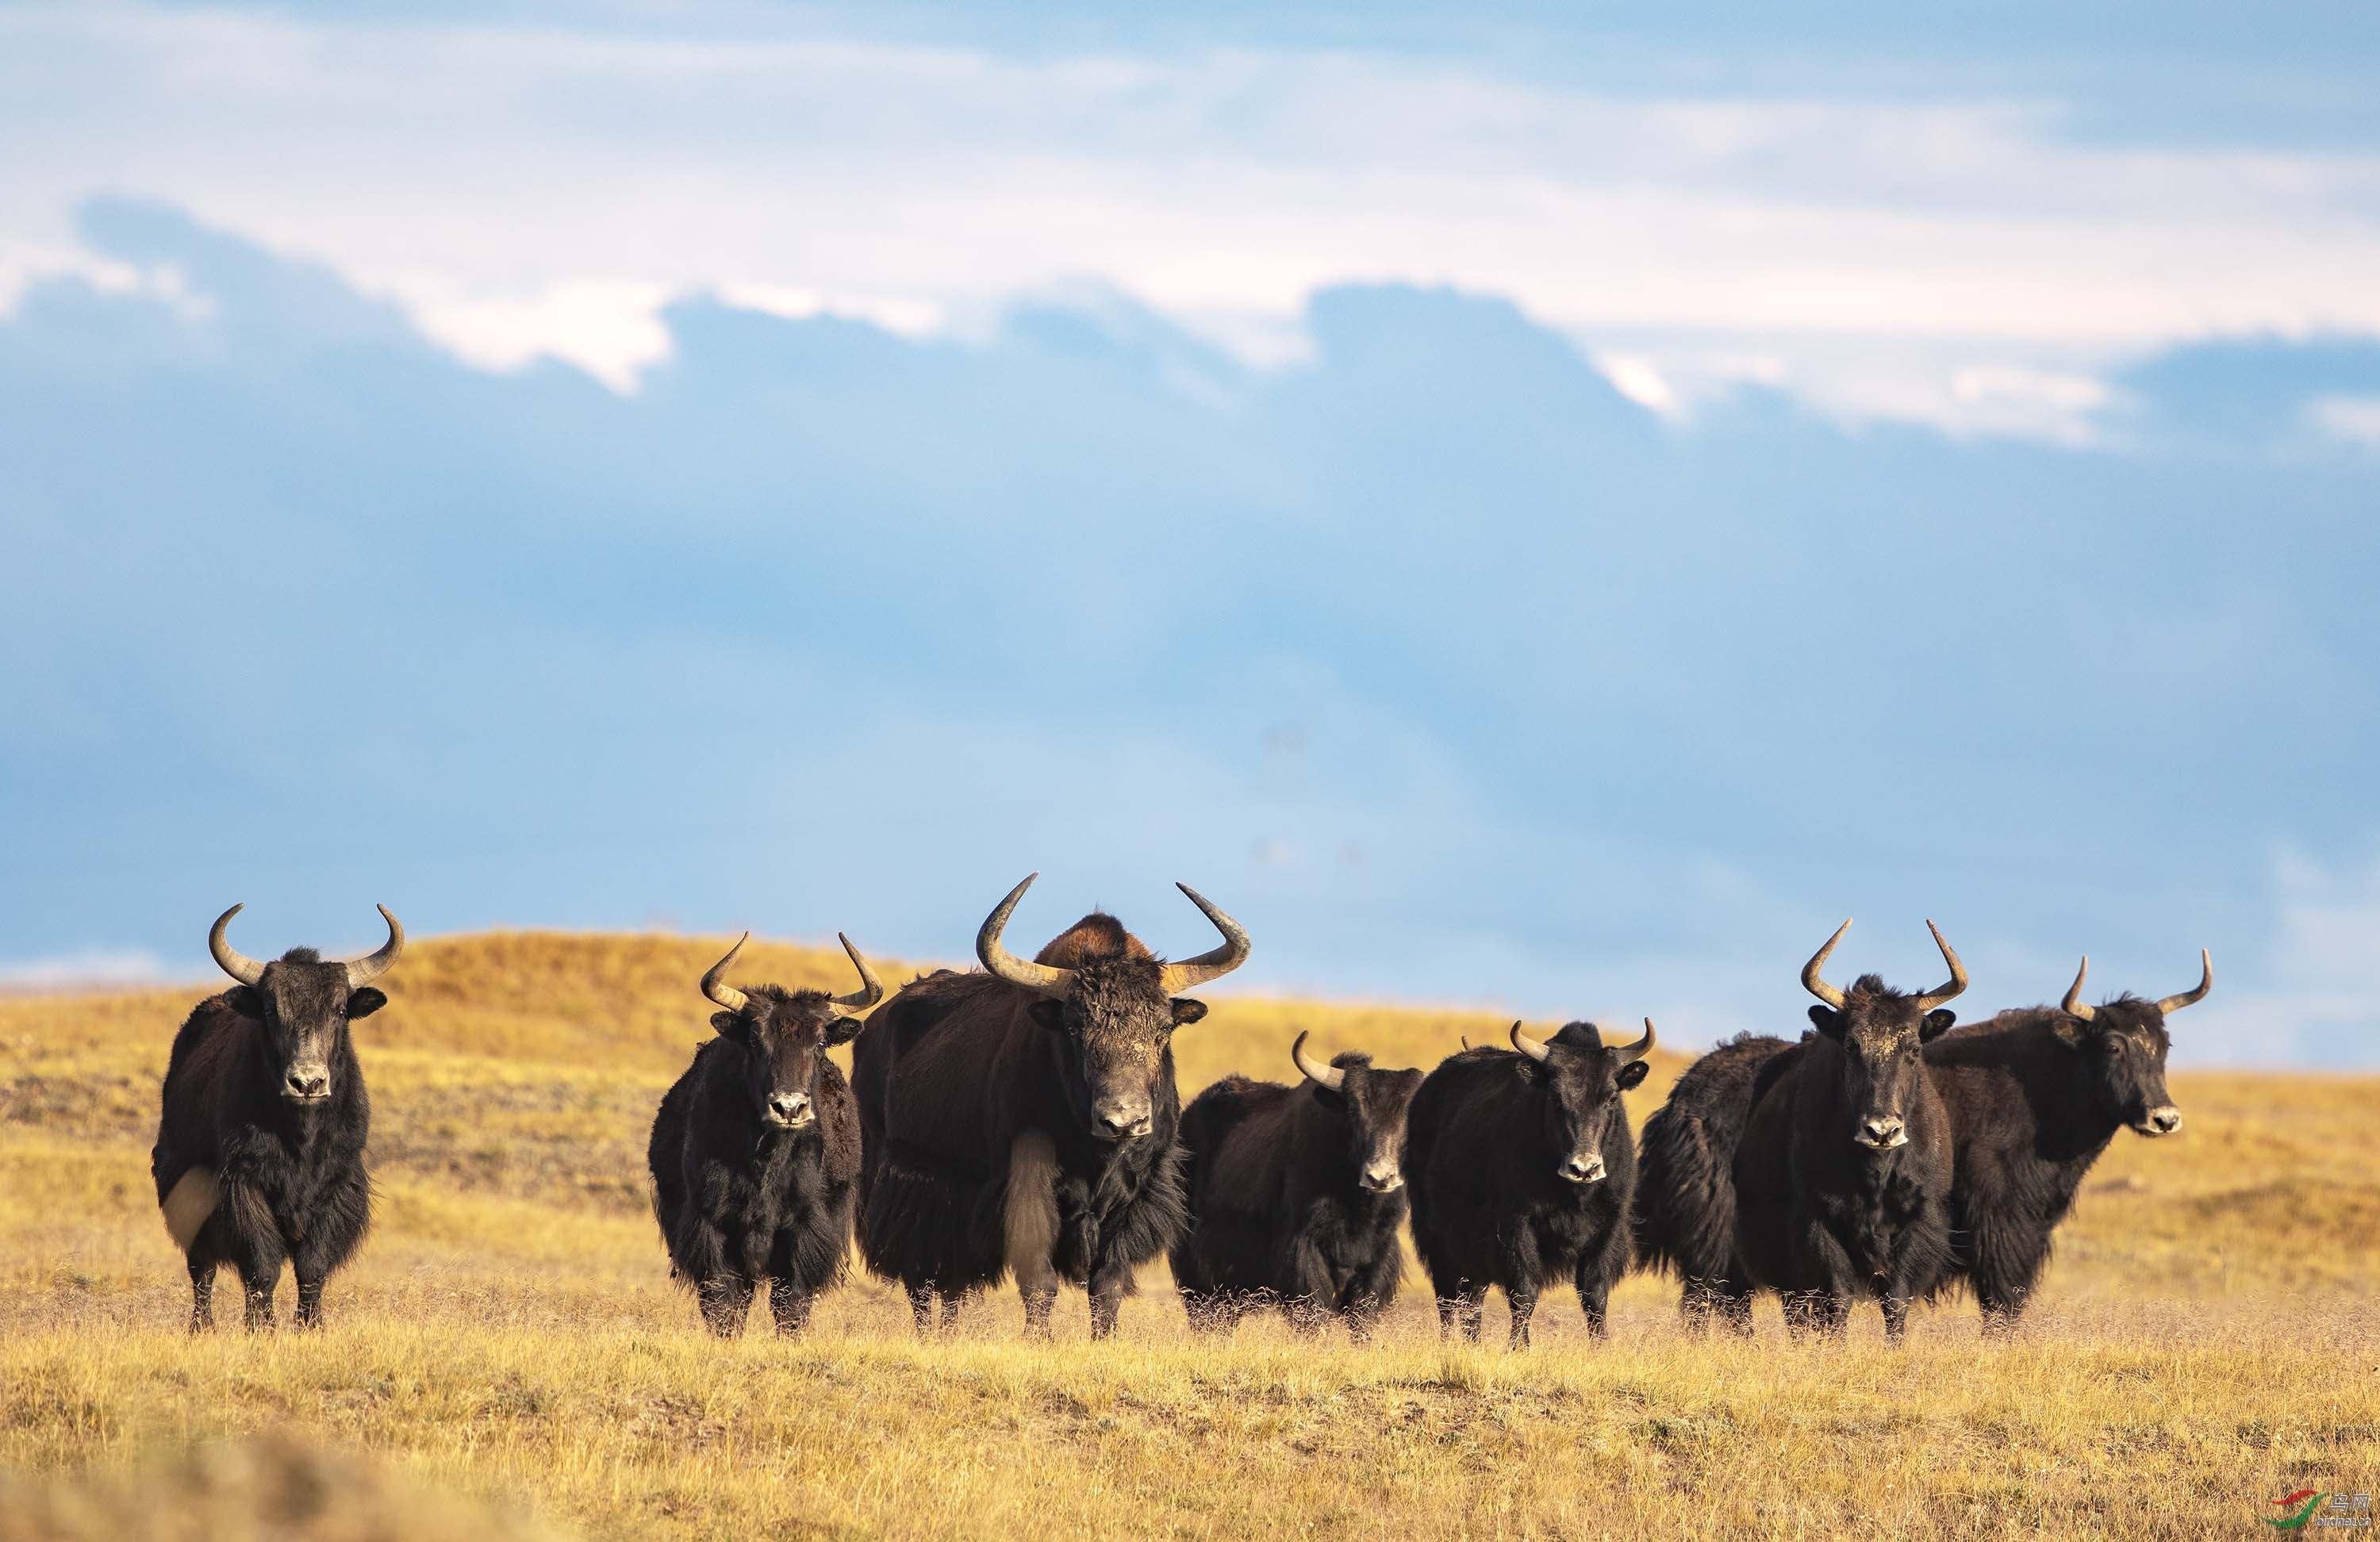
[207,904,266,987]
[1801,919,1852,1010]
[1613,1017,1657,1065]
[829,933,886,1018]
[2155,949,2213,1016]
[701,932,752,1015]
[1509,1022,1550,1064]
[1156,884,1252,995]
[343,905,405,988]
[1910,919,1969,1011]
[976,873,1073,999]
[1290,1030,1345,1092]
[2059,957,2097,1023]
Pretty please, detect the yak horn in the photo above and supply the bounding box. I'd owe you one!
[977,874,1074,999]
[344,905,405,987]
[2060,957,2096,1022]
[207,904,267,987]
[1910,919,1969,1011]
[2155,949,2213,1016]
[1290,1030,1345,1092]
[828,933,886,1018]
[1801,919,1852,1009]
[701,933,752,1015]
[1155,884,1252,995]
[1509,1022,1550,1063]
[1613,1018,1657,1064]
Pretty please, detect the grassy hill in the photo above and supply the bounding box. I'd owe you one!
[2,930,2374,1540]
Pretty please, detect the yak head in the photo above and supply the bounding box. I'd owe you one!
[977,873,1250,1143]
[1801,919,1966,1152]
[208,903,403,1104]
[2049,951,2206,1137]
[1507,1019,1656,1184]
[1290,1032,1425,1192]
[699,932,884,1130]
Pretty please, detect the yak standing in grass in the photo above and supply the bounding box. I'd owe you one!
[1171,1031,1422,1341]
[1632,1030,1803,1335]
[1404,1020,1656,1348]
[854,874,1249,1339]
[1732,920,1966,1341]
[648,931,881,1337]
[151,904,402,1332]
[1925,951,2207,1331]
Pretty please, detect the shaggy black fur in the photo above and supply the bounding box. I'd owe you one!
[648,982,864,1337]
[1170,1051,1422,1341]
[852,915,1196,1340]
[1733,973,1957,1341]
[1404,1025,1650,1348]
[1927,994,2180,1330]
[1630,1032,1800,1334]
[150,949,378,1332]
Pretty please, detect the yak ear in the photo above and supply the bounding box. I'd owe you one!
[1920,1010,1957,1043]
[710,1011,747,1039]
[1169,998,1208,1028]
[345,988,389,1020]
[1807,1005,1845,1040]
[225,987,265,1020]
[1616,1059,1652,1091]
[823,1015,864,1049]
[1027,999,1068,1034]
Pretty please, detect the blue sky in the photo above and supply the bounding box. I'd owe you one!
[2,2,2376,1065]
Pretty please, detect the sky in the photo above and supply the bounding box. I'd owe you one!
[2,2,2376,1065]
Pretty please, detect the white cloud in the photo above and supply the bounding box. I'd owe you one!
[2,6,2378,420]
[2311,396,2380,448]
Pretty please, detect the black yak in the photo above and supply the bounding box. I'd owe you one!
[647,931,881,1336]
[1926,950,2207,1330]
[853,874,1250,1339]
[1405,1020,1656,1348]
[1732,919,1966,1341]
[150,904,402,1332]
[1631,1030,1802,1335]
[1170,1030,1422,1341]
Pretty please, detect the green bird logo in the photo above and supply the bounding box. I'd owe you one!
[2265,1490,2325,1530]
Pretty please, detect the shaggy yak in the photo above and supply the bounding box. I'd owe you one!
[1731,919,1967,1341]
[1403,1020,1656,1348]
[151,904,403,1331]
[647,931,882,1336]
[853,874,1250,1339]
[1170,1030,1422,1341]
[1925,950,2207,1329]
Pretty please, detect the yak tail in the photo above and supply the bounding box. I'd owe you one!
[1631,1107,1736,1283]
[161,1167,220,1253]
[1004,1130,1061,1295]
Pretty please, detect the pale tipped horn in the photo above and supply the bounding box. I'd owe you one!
[829,933,885,1018]
[1801,919,1852,1010]
[1910,919,1969,1012]
[2060,957,2097,1023]
[976,874,1073,999]
[2155,949,2213,1016]
[1613,1018,1657,1064]
[1291,1030,1345,1092]
[207,904,266,988]
[1156,884,1252,995]
[343,905,405,988]
[1509,1022,1550,1064]
[701,932,752,1015]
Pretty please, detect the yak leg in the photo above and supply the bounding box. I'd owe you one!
[1506,1285,1541,1350]
[769,1279,813,1337]
[292,1275,328,1331]
[907,1283,941,1336]
[1970,1221,2043,1337]
[1879,1291,1912,1344]
[1576,1228,1628,1341]
[697,1275,754,1337]
[1087,1256,1135,1342]
[187,1260,217,1334]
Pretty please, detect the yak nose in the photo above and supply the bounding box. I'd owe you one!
[282,1067,329,1100]
[1360,1164,1404,1193]
[767,1091,813,1126]
[1092,1104,1152,1141]
[1558,1153,1606,1185]
[1857,1116,1907,1149]
[2139,1105,2182,1136]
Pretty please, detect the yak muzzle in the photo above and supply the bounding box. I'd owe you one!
[1856,1117,1908,1150]
[1091,1103,1153,1141]
[1359,1163,1404,1193]
[1558,1153,1606,1185]
[2133,1105,2182,1137]
[282,1066,330,1102]
[766,1092,815,1129]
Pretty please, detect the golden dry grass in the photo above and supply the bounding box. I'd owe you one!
[2,929,2375,1540]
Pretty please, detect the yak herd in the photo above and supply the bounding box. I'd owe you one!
[148,878,2209,1345]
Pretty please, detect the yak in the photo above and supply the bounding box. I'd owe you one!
[1404,1020,1656,1348]
[1631,1030,1803,1335]
[1170,1030,1422,1341]
[1925,950,2206,1330]
[647,931,881,1336]
[150,904,402,1332]
[853,874,1250,1339]
[1732,919,1966,1341]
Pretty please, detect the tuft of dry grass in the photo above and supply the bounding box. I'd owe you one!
[2,929,2376,1540]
